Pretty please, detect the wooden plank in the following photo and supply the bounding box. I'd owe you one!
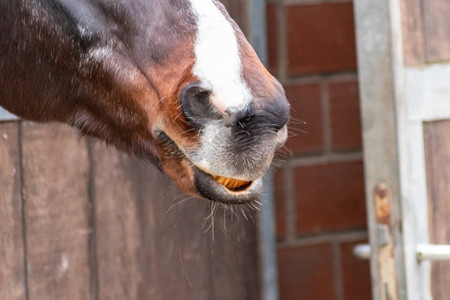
[21,122,91,300]
[93,142,261,300]
[208,211,261,300]
[401,0,450,64]
[400,0,426,65]
[92,142,213,300]
[0,122,26,300]
[424,119,450,300]
[424,0,450,62]
[92,143,163,300]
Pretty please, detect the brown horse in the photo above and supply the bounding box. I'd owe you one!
[0,0,289,204]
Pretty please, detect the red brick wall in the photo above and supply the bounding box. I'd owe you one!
[267,1,372,299]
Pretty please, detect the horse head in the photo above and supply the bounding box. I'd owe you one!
[0,0,290,203]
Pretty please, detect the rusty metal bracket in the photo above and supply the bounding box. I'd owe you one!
[354,183,399,300]
[374,183,398,300]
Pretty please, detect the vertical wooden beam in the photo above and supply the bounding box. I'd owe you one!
[0,122,26,300]
[354,0,407,298]
[21,123,91,300]
[424,120,450,300]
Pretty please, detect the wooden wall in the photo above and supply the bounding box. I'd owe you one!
[424,120,450,300]
[0,122,261,300]
[405,1,450,298]
[401,0,450,65]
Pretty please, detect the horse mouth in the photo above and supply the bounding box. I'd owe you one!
[212,175,253,191]
[155,130,263,203]
[193,167,263,204]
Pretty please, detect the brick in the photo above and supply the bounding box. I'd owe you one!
[273,168,287,239]
[287,3,357,75]
[278,244,335,300]
[329,80,362,151]
[284,83,323,155]
[295,161,367,235]
[341,240,372,300]
[266,4,278,75]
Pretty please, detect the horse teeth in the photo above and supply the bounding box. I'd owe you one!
[234,181,241,188]
[213,175,250,190]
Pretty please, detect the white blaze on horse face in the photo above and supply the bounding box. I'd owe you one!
[189,0,252,114]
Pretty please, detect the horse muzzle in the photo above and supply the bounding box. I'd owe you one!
[154,128,281,204]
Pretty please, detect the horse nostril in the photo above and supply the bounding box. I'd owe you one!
[180,82,220,128]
